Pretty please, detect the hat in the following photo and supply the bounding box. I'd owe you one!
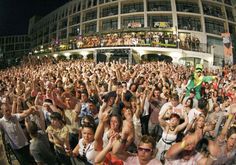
[195,64,203,72]
[190,88,196,94]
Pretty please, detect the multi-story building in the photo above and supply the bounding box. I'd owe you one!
[28,0,236,66]
[0,35,30,67]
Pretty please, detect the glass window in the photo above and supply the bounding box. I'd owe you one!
[83,10,97,22]
[99,0,104,4]
[102,19,118,31]
[101,5,118,17]
[84,22,97,33]
[59,29,67,39]
[148,15,172,27]
[77,3,81,12]
[207,36,222,46]
[229,23,236,34]
[205,18,225,35]
[176,1,199,13]
[178,16,201,31]
[226,7,234,21]
[59,19,67,29]
[224,0,232,5]
[203,3,225,19]
[70,14,80,25]
[122,16,144,28]
[122,3,144,14]
[147,0,171,11]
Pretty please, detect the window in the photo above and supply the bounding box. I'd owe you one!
[148,15,172,27]
[176,1,199,13]
[122,3,144,14]
[77,3,81,12]
[224,0,232,5]
[70,14,80,25]
[205,18,225,35]
[101,6,118,17]
[122,16,144,28]
[83,10,97,21]
[178,16,201,31]
[59,19,67,29]
[84,22,97,33]
[102,19,118,31]
[147,0,171,11]
[203,3,225,19]
[226,7,234,21]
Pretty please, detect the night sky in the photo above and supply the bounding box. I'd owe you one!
[0,0,68,36]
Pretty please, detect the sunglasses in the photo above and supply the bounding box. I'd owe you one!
[138,147,152,153]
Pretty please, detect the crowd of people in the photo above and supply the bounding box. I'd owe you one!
[0,55,236,165]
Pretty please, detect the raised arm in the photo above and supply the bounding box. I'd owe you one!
[94,133,117,164]
[158,106,170,128]
[94,110,110,151]
[176,110,188,132]
[217,104,236,141]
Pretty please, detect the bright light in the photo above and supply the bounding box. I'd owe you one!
[34,50,38,53]
[64,52,71,57]
[169,52,182,58]
[53,54,58,58]
[80,51,89,56]
[137,50,145,55]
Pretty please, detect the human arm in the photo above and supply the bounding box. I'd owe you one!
[175,110,188,132]
[165,132,200,160]
[94,110,110,151]
[94,132,117,164]
[17,106,35,119]
[158,106,170,128]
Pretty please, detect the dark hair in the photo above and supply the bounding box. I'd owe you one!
[227,127,236,139]
[139,135,156,150]
[88,96,97,105]
[186,98,194,109]
[198,98,208,110]
[170,113,181,121]
[26,121,38,137]
[50,112,63,121]
[170,93,179,101]
[81,115,96,128]
[82,122,96,134]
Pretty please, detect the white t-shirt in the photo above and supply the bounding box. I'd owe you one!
[165,152,203,165]
[124,155,162,165]
[188,108,202,123]
[0,114,29,149]
[159,102,184,117]
[78,138,97,164]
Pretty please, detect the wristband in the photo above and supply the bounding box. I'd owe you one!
[228,114,233,119]
[180,140,186,149]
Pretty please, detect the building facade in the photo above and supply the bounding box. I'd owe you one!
[28,0,236,66]
[0,35,30,67]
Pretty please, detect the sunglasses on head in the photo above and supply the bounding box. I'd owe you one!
[138,147,152,153]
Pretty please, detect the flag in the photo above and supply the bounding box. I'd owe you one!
[221,32,233,57]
